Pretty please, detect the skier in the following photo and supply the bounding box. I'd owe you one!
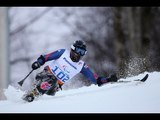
[23,40,118,102]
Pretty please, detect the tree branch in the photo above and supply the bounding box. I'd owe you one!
[10,7,52,36]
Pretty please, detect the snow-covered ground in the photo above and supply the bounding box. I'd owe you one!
[0,71,160,113]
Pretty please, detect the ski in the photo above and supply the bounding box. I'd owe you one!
[98,74,149,87]
[117,74,149,83]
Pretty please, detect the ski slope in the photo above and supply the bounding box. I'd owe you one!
[0,71,160,113]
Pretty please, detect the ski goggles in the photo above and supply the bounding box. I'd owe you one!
[71,45,87,56]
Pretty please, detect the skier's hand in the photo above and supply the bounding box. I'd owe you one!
[97,74,118,86]
[32,61,41,70]
[96,77,108,87]
[37,55,45,65]
[108,74,118,82]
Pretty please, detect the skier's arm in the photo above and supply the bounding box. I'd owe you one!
[80,63,99,85]
[80,63,118,87]
[32,49,65,70]
[37,49,65,65]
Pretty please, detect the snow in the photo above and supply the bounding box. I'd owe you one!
[1,71,160,113]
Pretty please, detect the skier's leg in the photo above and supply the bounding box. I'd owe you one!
[45,79,59,96]
[35,67,59,96]
[34,69,53,95]
[22,69,49,102]
[22,66,59,102]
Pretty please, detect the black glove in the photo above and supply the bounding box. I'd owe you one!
[97,77,107,87]
[32,61,41,70]
[37,55,45,66]
[96,74,118,87]
[108,74,118,82]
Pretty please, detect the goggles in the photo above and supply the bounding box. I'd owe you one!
[71,45,87,56]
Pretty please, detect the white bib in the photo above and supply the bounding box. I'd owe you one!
[48,50,84,83]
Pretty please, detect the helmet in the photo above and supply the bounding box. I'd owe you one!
[70,40,87,62]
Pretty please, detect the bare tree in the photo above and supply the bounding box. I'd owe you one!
[9,7,53,90]
[149,7,160,71]
[113,7,156,78]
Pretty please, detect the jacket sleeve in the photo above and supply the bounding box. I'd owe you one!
[80,63,98,85]
[37,49,65,65]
